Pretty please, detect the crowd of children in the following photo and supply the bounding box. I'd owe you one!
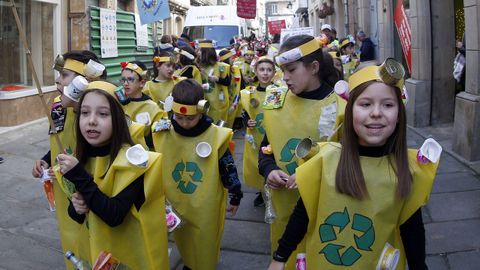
[31,32,440,270]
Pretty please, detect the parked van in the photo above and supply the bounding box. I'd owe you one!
[183,5,247,49]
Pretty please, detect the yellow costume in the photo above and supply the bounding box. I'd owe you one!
[123,98,166,125]
[203,62,230,124]
[152,124,232,270]
[143,78,181,108]
[63,146,169,269]
[240,85,266,190]
[296,142,439,269]
[263,90,345,270]
[226,64,243,128]
[175,65,202,85]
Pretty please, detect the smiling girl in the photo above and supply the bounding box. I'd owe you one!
[268,59,440,270]
[56,82,169,269]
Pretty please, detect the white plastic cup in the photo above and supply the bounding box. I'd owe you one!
[196,142,212,158]
[126,144,149,167]
[84,59,105,79]
[64,76,88,102]
[417,138,442,164]
[334,80,349,101]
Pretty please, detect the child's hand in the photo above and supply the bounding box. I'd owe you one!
[47,167,57,180]
[32,160,49,178]
[208,75,219,83]
[71,192,89,215]
[57,154,78,174]
[286,174,297,189]
[226,204,239,217]
[268,260,285,270]
[247,119,257,128]
[267,170,289,189]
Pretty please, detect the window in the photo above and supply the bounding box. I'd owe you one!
[0,0,61,92]
[271,4,277,14]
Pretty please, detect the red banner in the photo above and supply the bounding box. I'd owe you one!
[268,20,286,35]
[237,0,257,19]
[394,0,412,74]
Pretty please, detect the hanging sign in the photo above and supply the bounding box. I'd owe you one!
[237,0,257,19]
[100,8,118,58]
[394,0,412,74]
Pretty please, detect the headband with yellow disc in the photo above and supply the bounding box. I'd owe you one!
[198,41,214,48]
[59,57,105,79]
[333,58,406,102]
[255,56,275,66]
[120,62,148,79]
[340,39,353,49]
[275,38,321,66]
[85,80,127,104]
[153,56,174,63]
[171,100,209,115]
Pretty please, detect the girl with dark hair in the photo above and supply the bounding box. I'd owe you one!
[258,34,345,270]
[174,45,202,84]
[143,51,182,109]
[196,40,231,124]
[268,59,440,270]
[56,81,169,269]
[151,79,243,270]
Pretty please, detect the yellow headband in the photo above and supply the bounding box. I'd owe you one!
[275,38,321,66]
[256,56,274,66]
[179,50,195,60]
[172,102,199,115]
[328,51,340,59]
[198,42,214,48]
[340,39,353,49]
[86,81,119,99]
[246,50,255,55]
[219,51,233,61]
[348,58,405,91]
[64,59,86,76]
[153,56,173,63]
[122,62,147,78]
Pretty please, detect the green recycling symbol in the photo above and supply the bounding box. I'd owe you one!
[255,113,265,134]
[318,207,375,266]
[279,138,301,175]
[171,161,203,194]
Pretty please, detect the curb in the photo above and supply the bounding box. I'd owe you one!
[0,117,47,136]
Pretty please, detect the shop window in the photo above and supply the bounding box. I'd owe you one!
[0,0,61,92]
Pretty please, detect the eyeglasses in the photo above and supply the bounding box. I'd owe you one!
[119,77,138,84]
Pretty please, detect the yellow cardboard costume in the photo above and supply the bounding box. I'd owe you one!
[175,65,202,85]
[203,62,230,124]
[123,99,166,124]
[226,64,243,128]
[263,90,345,270]
[240,85,267,190]
[62,146,169,269]
[296,142,439,269]
[152,124,232,270]
[143,77,182,108]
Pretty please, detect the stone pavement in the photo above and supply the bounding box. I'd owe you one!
[0,119,479,269]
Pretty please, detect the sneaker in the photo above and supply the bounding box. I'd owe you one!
[253,192,265,207]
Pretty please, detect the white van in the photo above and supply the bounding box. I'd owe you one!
[183,5,247,49]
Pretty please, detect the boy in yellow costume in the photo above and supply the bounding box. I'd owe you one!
[174,46,202,85]
[31,50,106,267]
[268,59,440,270]
[151,79,243,270]
[143,51,182,109]
[119,60,166,126]
[56,82,169,269]
[240,56,276,206]
[259,35,345,270]
[197,40,231,124]
[219,48,244,128]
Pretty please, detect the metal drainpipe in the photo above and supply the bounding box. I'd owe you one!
[343,0,349,36]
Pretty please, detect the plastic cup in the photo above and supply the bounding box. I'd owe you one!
[126,144,149,167]
[196,142,212,158]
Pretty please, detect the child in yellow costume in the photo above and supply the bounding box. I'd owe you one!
[240,56,276,206]
[143,51,182,109]
[119,60,166,126]
[339,37,360,81]
[268,59,441,270]
[174,46,202,85]
[239,49,256,85]
[151,79,243,270]
[258,35,345,270]
[31,50,106,267]
[219,48,244,129]
[197,40,231,124]
[56,84,169,269]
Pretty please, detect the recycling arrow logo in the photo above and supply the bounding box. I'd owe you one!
[255,113,265,135]
[279,138,301,175]
[171,161,203,194]
[318,207,375,266]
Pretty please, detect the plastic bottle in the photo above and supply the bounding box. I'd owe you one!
[65,251,91,270]
[263,184,277,224]
[296,253,307,270]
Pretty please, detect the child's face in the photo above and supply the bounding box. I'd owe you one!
[345,44,355,55]
[353,82,399,147]
[173,113,202,130]
[56,69,77,107]
[255,62,275,85]
[157,62,174,80]
[79,92,113,147]
[281,61,319,95]
[121,69,145,98]
[244,54,254,63]
[333,59,343,73]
